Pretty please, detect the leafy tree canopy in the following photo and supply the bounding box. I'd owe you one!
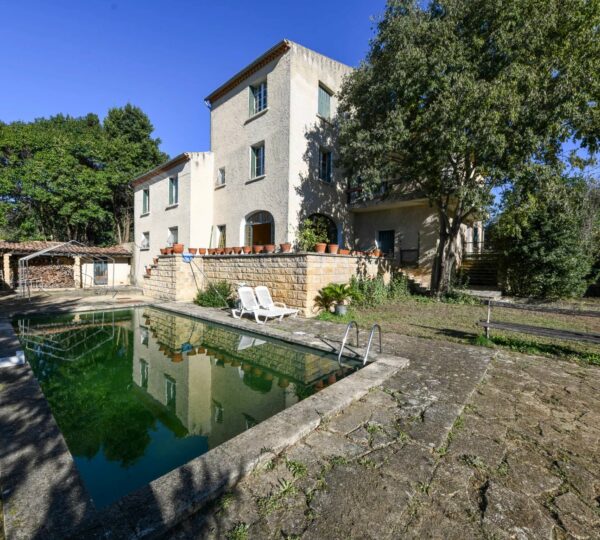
[0,104,167,245]
[338,0,600,293]
[490,166,598,298]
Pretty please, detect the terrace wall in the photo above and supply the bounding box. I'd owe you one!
[142,253,392,316]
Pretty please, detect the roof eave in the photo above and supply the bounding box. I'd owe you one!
[204,40,291,106]
[131,153,191,187]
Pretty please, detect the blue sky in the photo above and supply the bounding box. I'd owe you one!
[0,0,386,157]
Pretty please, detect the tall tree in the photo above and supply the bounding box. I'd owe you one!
[0,105,167,245]
[338,0,600,293]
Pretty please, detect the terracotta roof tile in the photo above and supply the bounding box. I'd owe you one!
[0,241,131,257]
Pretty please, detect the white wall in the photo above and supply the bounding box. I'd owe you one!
[81,258,131,287]
[287,43,354,247]
[210,54,292,246]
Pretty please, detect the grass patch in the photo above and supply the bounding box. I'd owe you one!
[285,459,307,479]
[320,296,599,364]
[217,492,235,511]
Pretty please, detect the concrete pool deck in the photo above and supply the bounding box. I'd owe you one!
[0,300,408,539]
[1,300,599,538]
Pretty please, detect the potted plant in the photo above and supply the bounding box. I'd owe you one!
[327,243,339,254]
[264,244,275,253]
[198,248,207,255]
[188,248,198,255]
[297,218,329,252]
[321,282,354,316]
[171,352,184,363]
[372,249,382,257]
[160,248,167,255]
[233,247,242,254]
[173,243,184,254]
[253,245,263,254]
[165,247,173,255]
[339,248,350,255]
[280,242,292,253]
[242,246,252,254]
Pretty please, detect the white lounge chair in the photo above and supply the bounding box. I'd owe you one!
[232,286,289,324]
[255,286,299,318]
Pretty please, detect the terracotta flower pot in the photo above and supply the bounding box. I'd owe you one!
[153,257,158,265]
[264,244,275,254]
[187,349,197,356]
[233,247,242,254]
[197,347,206,354]
[314,243,327,253]
[165,247,173,255]
[198,248,207,255]
[372,249,382,257]
[188,248,197,254]
[160,248,167,255]
[242,246,252,254]
[253,245,263,254]
[216,248,224,255]
[173,243,184,254]
[327,244,339,254]
[171,352,184,363]
[280,242,292,253]
[145,267,152,276]
[339,248,350,255]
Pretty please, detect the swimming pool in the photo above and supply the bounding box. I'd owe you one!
[14,307,360,508]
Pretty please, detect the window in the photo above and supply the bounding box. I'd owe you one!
[165,375,176,411]
[140,360,149,390]
[319,149,333,182]
[142,188,150,214]
[168,176,178,206]
[378,230,395,256]
[217,167,226,186]
[250,143,265,178]
[167,226,178,246]
[245,211,274,246]
[249,81,267,115]
[93,260,108,285]
[318,84,332,119]
[217,225,226,248]
[141,232,150,250]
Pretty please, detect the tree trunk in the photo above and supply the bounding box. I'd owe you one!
[430,211,461,295]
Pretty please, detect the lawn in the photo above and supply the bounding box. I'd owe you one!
[318,296,600,365]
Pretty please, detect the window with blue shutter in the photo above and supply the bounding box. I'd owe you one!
[318,84,332,119]
[319,149,333,182]
[168,176,178,205]
[249,81,267,116]
[142,188,150,214]
[251,143,265,178]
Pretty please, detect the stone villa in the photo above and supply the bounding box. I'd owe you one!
[132,40,483,298]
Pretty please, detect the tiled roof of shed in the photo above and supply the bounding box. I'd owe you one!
[0,241,131,257]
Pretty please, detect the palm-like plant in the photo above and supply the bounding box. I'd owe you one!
[321,282,354,305]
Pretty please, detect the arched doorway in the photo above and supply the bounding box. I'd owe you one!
[245,211,274,246]
[307,214,338,244]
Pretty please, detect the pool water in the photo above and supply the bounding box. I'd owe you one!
[14,307,359,508]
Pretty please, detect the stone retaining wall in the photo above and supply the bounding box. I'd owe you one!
[142,253,392,316]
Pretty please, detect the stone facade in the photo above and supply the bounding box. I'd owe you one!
[142,253,391,316]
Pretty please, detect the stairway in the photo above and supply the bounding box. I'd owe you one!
[460,253,498,287]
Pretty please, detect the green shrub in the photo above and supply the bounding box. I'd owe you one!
[297,217,329,251]
[388,273,411,300]
[194,280,234,308]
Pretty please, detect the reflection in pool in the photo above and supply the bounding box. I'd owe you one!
[15,307,359,508]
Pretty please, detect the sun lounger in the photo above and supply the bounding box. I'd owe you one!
[254,286,299,318]
[231,286,290,324]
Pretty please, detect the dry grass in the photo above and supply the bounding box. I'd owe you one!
[320,296,600,364]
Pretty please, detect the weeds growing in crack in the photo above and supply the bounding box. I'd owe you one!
[461,454,487,472]
[329,455,349,466]
[217,492,235,512]
[416,481,430,495]
[285,459,307,479]
[226,522,249,540]
[358,457,377,469]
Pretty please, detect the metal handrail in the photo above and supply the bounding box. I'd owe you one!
[337,321,359,364]
[363,324,382,365]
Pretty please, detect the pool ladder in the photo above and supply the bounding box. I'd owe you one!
[337,321,382,366]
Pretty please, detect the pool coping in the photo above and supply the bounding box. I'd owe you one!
[0,302,409,539]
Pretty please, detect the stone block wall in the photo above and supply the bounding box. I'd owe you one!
[142,253,392,316]
[142,255,203,301]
